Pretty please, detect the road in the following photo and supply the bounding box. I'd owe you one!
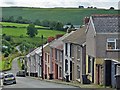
[3,57,78,88]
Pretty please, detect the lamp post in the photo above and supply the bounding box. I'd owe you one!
[41,35,44,79]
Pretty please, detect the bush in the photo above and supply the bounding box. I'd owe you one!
[4,51,9,57]
[4,35,11,41]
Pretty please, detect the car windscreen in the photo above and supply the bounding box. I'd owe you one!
[5,74,14,78]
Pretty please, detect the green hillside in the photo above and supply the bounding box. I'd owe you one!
[1,22,65,37]
[2,7,119,25]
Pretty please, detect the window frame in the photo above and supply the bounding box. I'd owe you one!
[107,38,120,50]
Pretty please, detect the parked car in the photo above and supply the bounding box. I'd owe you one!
[16,70,26,77]
[0,72,4,79]
[3,73,16,85]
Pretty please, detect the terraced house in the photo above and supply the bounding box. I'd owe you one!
[85,14,120,87]
[26,43,48,77]
[49,33,74,80]
[62,26,87,83]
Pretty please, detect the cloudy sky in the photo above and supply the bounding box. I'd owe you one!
[0,0,120,9]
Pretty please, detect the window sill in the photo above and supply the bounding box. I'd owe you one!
[77,59,80,61]
[106,49,120,52]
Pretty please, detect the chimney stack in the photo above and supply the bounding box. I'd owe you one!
[84,17,90,25]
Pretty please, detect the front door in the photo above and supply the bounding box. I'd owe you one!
[70,61,72,80]
[55,64,58,79]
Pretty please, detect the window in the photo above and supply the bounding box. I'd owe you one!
[51,48,54,57]
[60,51,63,62]
[116,39,120,49]
[65,43,68,56]
[77,46,81,60]
[65,59,68,72]
[55,49,57,60]
[48,55,50,63]
[57,50,59,60]
[70,43,72,57]
[45,53,47,61]
[107,38,120,50]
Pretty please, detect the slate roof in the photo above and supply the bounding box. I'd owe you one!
[26,43,49,57]
[63,25,87,45]
[92,15,120,33]
[49,31,75,50]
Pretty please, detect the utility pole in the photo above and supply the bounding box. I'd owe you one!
[41,35,44,79]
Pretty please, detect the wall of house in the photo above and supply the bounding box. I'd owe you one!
[43,52,50,79]
[86,18,96,84]
[55,50,63,80]
[30,55,36,73]
[72,44,80,81]
[96,34,120,61]
[35,54,41,77]
[86,18,96,58]
[26,57,31,74]
[50,48,58,79]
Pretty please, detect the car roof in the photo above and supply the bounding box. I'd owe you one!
[4,73,14,76]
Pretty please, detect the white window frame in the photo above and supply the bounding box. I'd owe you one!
[107,38,120,50]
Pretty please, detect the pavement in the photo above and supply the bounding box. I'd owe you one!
[29,76,112,89]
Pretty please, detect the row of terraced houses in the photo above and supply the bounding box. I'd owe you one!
[26,14,120,88]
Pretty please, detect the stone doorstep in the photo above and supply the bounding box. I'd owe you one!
[28,76,106,88]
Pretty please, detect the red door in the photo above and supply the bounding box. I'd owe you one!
[55,64,58,79]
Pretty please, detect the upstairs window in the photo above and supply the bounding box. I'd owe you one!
[65,43,68,56]
[107,38,120,50]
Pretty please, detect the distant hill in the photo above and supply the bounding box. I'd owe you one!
[2,7,119,25]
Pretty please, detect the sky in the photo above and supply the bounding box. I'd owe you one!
[0,0,120,9]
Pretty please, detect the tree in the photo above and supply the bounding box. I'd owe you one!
[41,20,50,27]
[34,19,41,26]
[55,22,63,30]
[16,16,23,23]
[8,16,14,22]
[26,24,38,38]
[78,6,84,8]
[49,21,57,29]
[110,7,114,10]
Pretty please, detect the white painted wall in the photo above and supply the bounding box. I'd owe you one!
[63,43,72,81]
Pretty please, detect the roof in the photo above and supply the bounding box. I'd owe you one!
[63,25,87,45]
[49,31,75,50]
[26,43,49,57]
[92,15,120,33]
[43,43,50,53]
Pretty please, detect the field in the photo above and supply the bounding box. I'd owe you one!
[1,22,46,28]
[2,7,119,25]
[1,22,65,46]
[1,22,65,38]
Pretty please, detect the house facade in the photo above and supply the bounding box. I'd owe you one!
[63,26,87,83]
[43,44,50,79]
[26,43,48,77]
[86,15,120,87]
[49,32,74,80]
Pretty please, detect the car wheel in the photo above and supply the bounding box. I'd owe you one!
[13,81,16,84]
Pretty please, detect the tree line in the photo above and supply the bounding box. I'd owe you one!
[2,16,64,31]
